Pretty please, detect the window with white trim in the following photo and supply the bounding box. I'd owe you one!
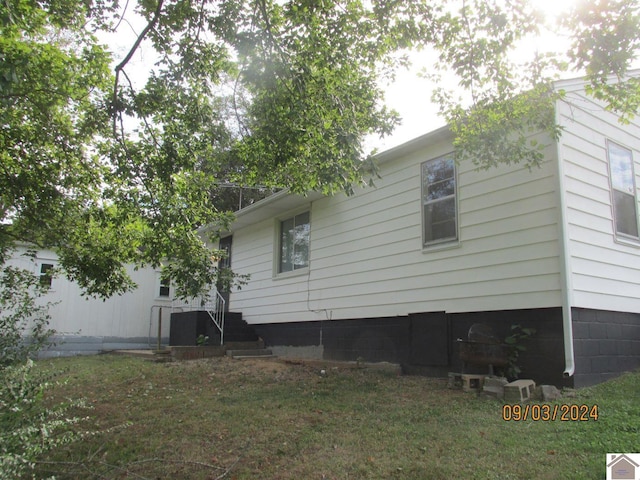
[278,211,310,273]
[156,273,171,298]
[39,263,54,288]
[159,277,170,298]
[607,141,639,238]
[422,154,457,246]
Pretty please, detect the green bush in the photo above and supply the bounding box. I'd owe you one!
[0,258,89,478]
[0,263,56,366]
[0,360,88,479]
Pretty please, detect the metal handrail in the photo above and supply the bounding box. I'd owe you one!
[210,290,226,345]
[171,291,226,345]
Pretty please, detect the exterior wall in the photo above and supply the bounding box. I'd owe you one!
[230,131,563,324]
[6,247,171,356]
[252,308,570,387]
[572,308,640,387]
[557,82,640,313]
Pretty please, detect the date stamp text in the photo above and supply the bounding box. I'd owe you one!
[502,404,599,421]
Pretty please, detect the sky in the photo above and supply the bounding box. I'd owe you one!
[372,0,579,152]
[107,0,580,153]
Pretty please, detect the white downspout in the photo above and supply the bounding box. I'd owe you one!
[554,103,576,377]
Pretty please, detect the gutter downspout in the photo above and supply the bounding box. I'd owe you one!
[554,103,576,378]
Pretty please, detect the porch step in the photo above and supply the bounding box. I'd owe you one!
[223,312,260,342]
[226,348,275,360]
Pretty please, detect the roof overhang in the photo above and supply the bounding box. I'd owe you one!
[230,189,325,232]
[373,124,452,165]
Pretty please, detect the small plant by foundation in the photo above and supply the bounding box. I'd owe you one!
[504,324,536,379]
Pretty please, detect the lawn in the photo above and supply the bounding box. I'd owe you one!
[33,354,640,479]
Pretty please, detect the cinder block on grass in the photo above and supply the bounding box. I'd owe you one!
[448,372,485,392]
[448,372,462,389]
[482,376,508,399]
[463,374,486,392]
[504,379,535,403]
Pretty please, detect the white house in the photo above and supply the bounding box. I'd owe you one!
[5,246,173,356]
[221,74,640,387]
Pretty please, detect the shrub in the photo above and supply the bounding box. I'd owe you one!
[0,360,88,479]
[0,262,56,366]
[0,257,88,478]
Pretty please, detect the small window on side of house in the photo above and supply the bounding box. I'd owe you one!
[39,263,54,288]
[159,277,170,298]
[278,211,310,274]
[607,141,639,239]
[422,154,458,246]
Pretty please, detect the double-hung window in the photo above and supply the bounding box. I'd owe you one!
[39,263,54,288]
[158,277,171,298]
[422,154,457,246]
[279,211,310,273]
[607,141,639,239]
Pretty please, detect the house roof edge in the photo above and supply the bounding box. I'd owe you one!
[372,124,452,165]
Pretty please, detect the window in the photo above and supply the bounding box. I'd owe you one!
[158,277,170,298]
[422,154,457,246]
[279,211,310,273]
[218,236,232,270]
[608,141,639,238]
[39,263,54,288]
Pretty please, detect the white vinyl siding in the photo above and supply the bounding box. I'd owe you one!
[230,129,562,324]
[557,79,640,313]
[6,246,172,339]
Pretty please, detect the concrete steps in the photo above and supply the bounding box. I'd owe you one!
[226,348,275,360]
[110,339,276,362]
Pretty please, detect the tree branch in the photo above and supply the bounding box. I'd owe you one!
[112,0,164,136]
[114,0,164,76]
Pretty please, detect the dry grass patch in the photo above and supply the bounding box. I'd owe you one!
[33,354,640,479]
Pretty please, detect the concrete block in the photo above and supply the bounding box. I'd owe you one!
[531,386,542,401]
[504,379,535,403]
[482,376,508,399]
[463,375,486,393]
[170,345,225,360]
[448,372,462,389]
[448,372,485,392]
[588,322,607,340]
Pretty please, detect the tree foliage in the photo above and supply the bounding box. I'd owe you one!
[1,0,639,298]
[0,256,55,366]
[563,0,640,123]
[430,0,639,169]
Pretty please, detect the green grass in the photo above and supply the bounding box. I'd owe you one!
[33,355,640,479]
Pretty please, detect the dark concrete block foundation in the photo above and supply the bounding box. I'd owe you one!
[253,308,573,387]
[572,308,640,387]
[251,307,640,388]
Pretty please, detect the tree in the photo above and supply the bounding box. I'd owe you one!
[430,0,640,170]
[1,0,638,299]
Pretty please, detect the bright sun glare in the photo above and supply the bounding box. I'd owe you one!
[376,0,582,151]
[533,0,579,23]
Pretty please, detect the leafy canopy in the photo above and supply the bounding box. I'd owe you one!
[1,0,639,298]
